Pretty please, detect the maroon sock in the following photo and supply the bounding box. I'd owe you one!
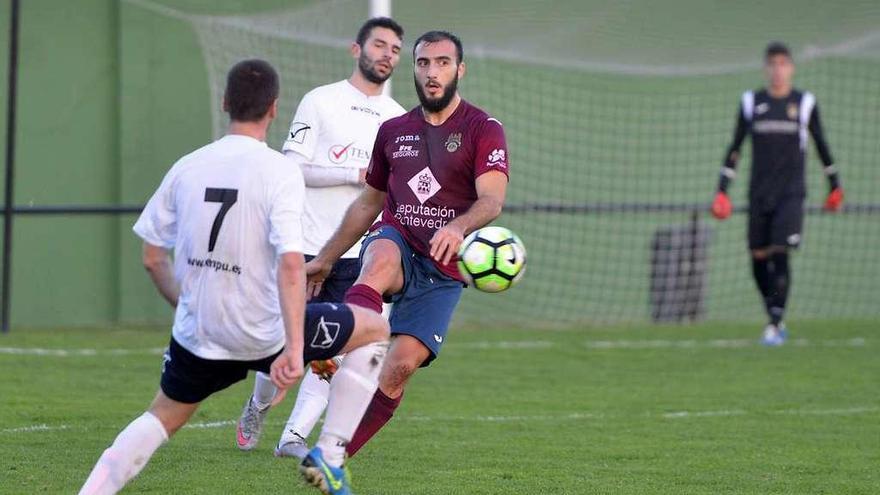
[343,283,383,313]
[346,388,403,457]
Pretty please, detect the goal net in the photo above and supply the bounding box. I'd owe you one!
[128,0,880,327]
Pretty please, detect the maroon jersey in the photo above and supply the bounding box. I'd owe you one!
[366,99,509,281]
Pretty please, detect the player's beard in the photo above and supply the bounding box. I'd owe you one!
[415,75,458,114]
[358,53,392,84]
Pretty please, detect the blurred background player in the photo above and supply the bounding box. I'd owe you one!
[78,59,389,495]
[711,42,843,346]
[235,17,406,459]
[306,30,509,458]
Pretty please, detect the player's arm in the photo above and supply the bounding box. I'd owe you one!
[430,171,507,265]
[267,167,308,389]
[271,251,306,389]
[142,242,178,307]
[711,102,749,219]
[284,150,366,187]
[808,102,843,211]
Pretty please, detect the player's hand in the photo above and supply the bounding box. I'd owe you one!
[270,348,304,390]
[305,258,332,300]
[824,187,844,212]
[711,191,732,220]
[429,223,466,265]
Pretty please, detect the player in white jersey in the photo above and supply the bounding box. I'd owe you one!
[235,17,406,459]
[78,60,388,495]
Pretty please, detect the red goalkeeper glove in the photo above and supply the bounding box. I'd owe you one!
[711,191,732,220]
[824,187,844,212]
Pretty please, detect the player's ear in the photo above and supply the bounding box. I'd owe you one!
[268,99,279,120]
[351,42,361,60]
[221,97,229,113]
[457,61,466,80]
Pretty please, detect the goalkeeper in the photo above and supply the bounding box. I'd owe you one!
[711,42,843,346]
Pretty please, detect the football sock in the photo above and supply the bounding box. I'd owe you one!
[78,411,168,495]
[345,387,403,458]
[317,341,388,467]
[751,257,773,317]
[344,284,383,314]
[768,251,790,326]
[279,368,330,444]
[252,371,277,410]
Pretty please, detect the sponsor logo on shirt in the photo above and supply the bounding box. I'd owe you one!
[351,105,380,117]
[394,134,420,144]
[407,167,442,204]
[445,132,462,152]
[328,142,371,164]
[310,316,341,349]
[288,122,310,144]
[486,148,507,168]
[754,102,769,115]
[392,144,419,159]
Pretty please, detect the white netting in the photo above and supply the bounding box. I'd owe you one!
[126,0,880,326]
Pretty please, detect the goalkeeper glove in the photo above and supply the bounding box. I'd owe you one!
[711,191,732,220]
[824,187,844,212]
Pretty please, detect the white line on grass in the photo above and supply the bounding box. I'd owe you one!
[0,347,165,357]
[3,406,877,436]
[0,338,867,358]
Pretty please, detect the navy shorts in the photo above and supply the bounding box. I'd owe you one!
[305,255,360,302]
[361,225,463,367]
[160,303,355,404]
[748,195,805,250]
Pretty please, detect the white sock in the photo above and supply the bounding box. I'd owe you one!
[280,368,330,444]
[79,411,168,495]
[316,341,388,467]
[252,371,277,409]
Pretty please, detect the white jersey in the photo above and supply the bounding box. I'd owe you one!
[282,80,406,258]
[134,134,306,361]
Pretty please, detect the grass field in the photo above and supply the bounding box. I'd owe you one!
[2,321,878,494]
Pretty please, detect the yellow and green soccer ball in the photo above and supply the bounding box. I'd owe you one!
[457,226,526,293]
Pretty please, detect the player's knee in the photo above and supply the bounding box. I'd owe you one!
[381,359,418,391]
[353,305,391,342]
[361,240,401,278]
[751,249,770,260]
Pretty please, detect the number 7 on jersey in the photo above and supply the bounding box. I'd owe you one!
[204,188,238,252]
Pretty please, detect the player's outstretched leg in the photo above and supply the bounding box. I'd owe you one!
[79,392,198,495]
[275,367,332,459]
[300,305,389,495]
[236,371,277,450]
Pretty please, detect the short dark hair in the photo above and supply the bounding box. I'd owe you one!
[356,17,404,47]
[223,59,279,122]
[765,41,792,61]
[413,30,464,64]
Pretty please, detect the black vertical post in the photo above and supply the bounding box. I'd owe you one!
[2,0,20,333]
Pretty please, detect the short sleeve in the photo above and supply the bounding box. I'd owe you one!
[365,123,391,192]
[268,165,307,256]
[281,93,321,160]
[474,117,509,179]
[132,166,178,249]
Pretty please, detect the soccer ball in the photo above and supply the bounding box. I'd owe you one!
[457,226,526,293]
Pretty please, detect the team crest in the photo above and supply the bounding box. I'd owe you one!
[786,103,799,120]
[445,132,462,152]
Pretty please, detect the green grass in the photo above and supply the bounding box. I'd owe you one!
[2,321,878,494]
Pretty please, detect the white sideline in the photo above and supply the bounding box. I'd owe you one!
[3,407,877,436]
[0,337,867,358]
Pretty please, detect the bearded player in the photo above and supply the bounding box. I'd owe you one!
[235,17,406,460]
[303,30,509,469]
[711,42,843,346]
